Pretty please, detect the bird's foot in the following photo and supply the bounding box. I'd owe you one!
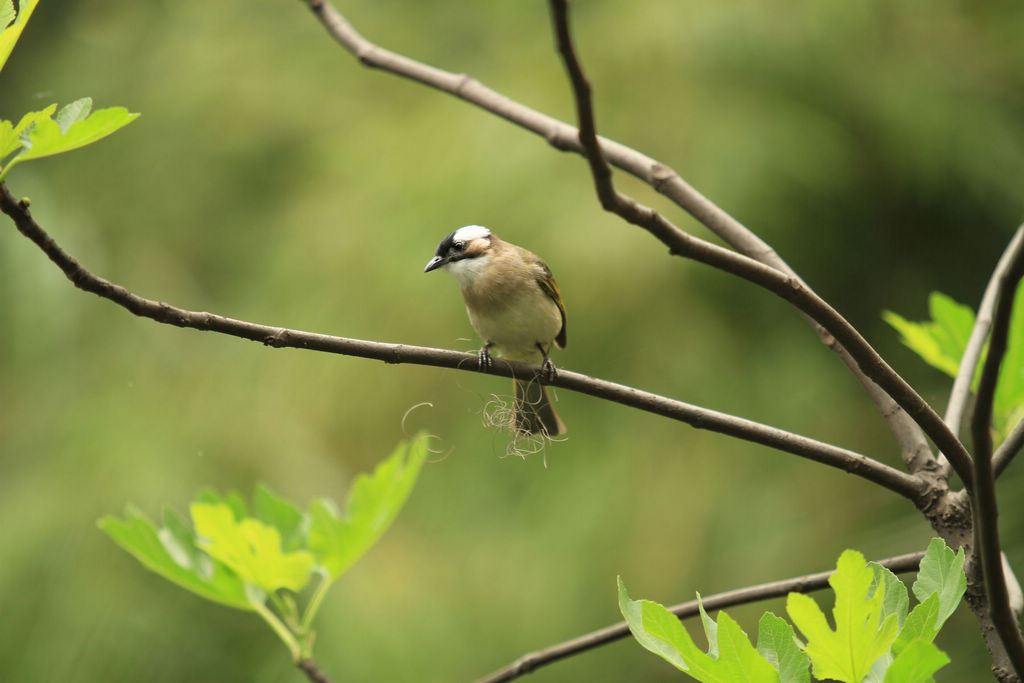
[537,343,557,381]
[478,345,494,371]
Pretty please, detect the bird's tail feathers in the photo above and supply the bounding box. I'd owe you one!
[513,377,566,437]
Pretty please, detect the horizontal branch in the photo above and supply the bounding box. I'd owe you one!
[0,184,925,500]
[296,0,936,476]
[475,551,925,683]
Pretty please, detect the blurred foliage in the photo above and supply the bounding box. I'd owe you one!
[1,0,1023,681]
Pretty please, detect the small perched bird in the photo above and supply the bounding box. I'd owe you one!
[425,225,567,437]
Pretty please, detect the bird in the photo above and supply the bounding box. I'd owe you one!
[425,225,567,437]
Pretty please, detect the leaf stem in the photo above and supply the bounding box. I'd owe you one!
[300,572,333,640]
[253,599,302,662]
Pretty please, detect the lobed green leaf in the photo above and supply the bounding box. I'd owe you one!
[98,505,251,610]
[787,550,899,682]
[308,435,428,582]
[253,484,307,552]
[191,502,315,596]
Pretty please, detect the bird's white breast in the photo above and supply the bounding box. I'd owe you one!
[445,253,561,362]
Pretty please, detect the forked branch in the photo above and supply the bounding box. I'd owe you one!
[545,0,972,489]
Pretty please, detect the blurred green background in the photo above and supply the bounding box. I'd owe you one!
[2,0,1024,680]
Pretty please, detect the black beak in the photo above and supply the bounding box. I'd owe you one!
[424,255,446,273]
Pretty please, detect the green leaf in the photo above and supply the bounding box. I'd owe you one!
[618,577,693,671]
[912,538,966,630]
[995,286,1024,436]
[98,505,252,610]
[927,292,976,367]
[196,488,249,520]
[253,484,306,552]
[756,612,810,683]
[54,97,94,133]
[618,578,779,682]
[869,561,910,629]
[0,0,40,74]
[884,639,949,683]
[882,305,962,378]
[308,435,427,582]
[891,592,941,657]
[0,2,15,30]
[16,105,139,161]
[696,592,719,658]
[191,502,315,595]
[0,105,56,162]
[787,550,899,682]
[713,610,780,682]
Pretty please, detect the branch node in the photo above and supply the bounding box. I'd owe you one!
[453,73,476,98]
[264,329,289,347]
[649,163,678,190]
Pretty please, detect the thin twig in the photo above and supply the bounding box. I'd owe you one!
[969,231,1024,677]
[295,0,934,475]
[945,225,1024,474]
[474,551,924,683]
[297,658,333,683]
[0,184,925,500]
[545,0,972,489]
[994,417,1024,478]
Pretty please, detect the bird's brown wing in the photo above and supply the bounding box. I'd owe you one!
[535,262,567,349]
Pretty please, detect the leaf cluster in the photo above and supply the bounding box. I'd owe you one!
[98,435,428,661]
[619,538,966,683]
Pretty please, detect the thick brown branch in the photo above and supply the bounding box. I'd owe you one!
[0,184,925,500]
[475,551,924,683]
[970,232,1024,676]
[295,0,933,471]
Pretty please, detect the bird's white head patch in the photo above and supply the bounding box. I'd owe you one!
[452,225,492,242]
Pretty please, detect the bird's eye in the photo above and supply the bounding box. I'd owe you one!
[454,241,465,251]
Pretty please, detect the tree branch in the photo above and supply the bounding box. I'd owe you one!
[969,230,1024,676]
[294,0,935,475]
[994,416,1024,478]
[297,658,333,683]
[945,225,1024,475]
[0,184,925,500]
[545,0,972,489]
[474,551,924,683]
